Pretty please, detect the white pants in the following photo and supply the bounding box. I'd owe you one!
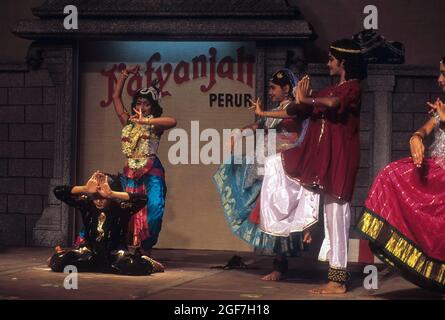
[260,153,351,269]
[318,194,351,269]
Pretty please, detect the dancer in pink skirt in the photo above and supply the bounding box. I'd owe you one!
[357,56,445,292]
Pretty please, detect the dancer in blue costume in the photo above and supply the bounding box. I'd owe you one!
[213,69,310,280]
[75,66,177,257]
[113,65,177,256]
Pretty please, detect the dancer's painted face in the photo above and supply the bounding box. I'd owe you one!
[268,82,289,103]
[135,97,152,116]
[92,194,109,210]
[438,62,445,92]
[327,53,344,77]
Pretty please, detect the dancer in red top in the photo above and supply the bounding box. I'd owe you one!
[256,39,367,293]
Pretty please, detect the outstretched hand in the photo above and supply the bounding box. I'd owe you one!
[427,97,445,121]
[129,107,147,125]
[294,75,312,103]
[409,137,425,167]
[85,171,100,193]
[96,173,113,198]
[248,98,264,116]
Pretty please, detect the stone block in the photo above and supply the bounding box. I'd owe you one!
[0,142,24,158]
[0,177,24,194]
[25,178,51,195]
[25,105,55,123]
[8,195,43,214]
[393,93,429,113]
[0,73,24,87]
[0,105,24,123]
[9,124,42,141]
[392,113,413,131]
[8,88,42,105]
[25,142,54,159]
[0,214,26,246]
[25,69,53,87]
[9,159,42,177]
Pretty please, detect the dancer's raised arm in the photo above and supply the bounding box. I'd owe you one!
[112,65,139,126]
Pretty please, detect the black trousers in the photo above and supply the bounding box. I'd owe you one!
[49,247,154,276]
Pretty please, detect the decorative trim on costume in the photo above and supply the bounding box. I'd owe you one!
[126,183,150,246]
[141,255,157,269]
[258,220,318,237]
[264,101,291,129]
[357,209,445,292]
[123,157,164,180]
[212,164,274,250]
[328,266,350,283]
[279,152,347,202]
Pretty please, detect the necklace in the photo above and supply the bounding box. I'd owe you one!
[337,78,358,86]
[279,99,291,109]
[265,100,291,129]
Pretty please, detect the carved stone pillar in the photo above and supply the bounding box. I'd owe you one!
[33,45,76,247]
[367,74,396,179]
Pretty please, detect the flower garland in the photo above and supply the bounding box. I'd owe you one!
[121,117,158,170]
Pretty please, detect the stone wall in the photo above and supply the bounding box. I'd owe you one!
[0,64,55,245]
[391,76,445,161]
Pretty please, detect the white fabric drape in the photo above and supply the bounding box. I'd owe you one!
[259,153,319,236]
[259,153,351,269]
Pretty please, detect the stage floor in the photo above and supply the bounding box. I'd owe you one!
[0,246,442,300]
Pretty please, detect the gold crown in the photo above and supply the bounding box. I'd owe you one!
[330,46,361,54]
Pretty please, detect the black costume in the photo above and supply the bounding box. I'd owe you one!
[49,185,155,275]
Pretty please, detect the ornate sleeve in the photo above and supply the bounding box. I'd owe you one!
[119,193,148,216]
[53,185,87,209]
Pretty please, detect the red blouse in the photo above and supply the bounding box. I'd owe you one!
[282,79,362,202]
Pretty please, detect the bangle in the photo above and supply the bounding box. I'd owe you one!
[409,135,422,144]
[121,70,129,78]
[312,98,316,105]
[413,131,424,139]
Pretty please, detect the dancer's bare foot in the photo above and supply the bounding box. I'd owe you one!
[261,270,283,281]
[303,229,312,244]
[309,281,347,295]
